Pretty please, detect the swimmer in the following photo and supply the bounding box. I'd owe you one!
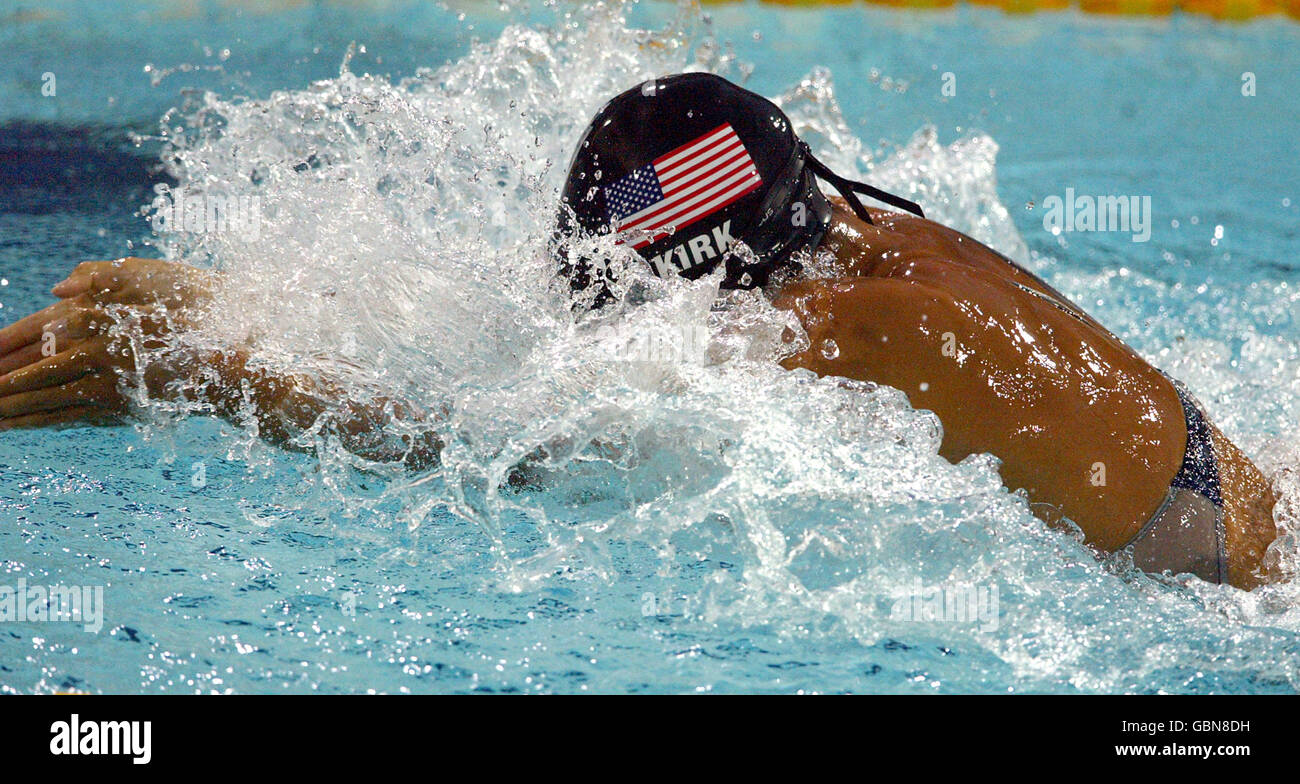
[0,73,1281,588]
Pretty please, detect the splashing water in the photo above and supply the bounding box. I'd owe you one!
[138,2,1300,688]
[7,1,1300,693]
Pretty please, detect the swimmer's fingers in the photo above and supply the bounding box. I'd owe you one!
[52,258,214,313]
[0,342,46,378]
[51,260,133,299]
[0,298,110,376]
[0,403,118,432]
[0,373,119,423]
[0,298,73,356]
[0,338,114,399]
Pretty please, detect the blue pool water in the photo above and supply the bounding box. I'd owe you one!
[2,0,1299,693]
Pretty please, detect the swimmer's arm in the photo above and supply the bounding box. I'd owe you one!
[193,349,443,470]
[0,258,442,469]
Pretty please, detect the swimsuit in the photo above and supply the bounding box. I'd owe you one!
[1121,376,1229,584]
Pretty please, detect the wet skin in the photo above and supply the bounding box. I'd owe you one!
[0,259,441,469]
[773,199,1280,588]
[0,218,1281,587]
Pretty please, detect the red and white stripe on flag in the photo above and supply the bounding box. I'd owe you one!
[611,123,762,249]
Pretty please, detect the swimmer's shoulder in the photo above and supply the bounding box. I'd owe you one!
[823,198,1109,330]
[818,201,990,288]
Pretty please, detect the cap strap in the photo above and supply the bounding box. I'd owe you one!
[801,143,925,224]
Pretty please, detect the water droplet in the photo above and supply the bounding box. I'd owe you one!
[820,339,839,360]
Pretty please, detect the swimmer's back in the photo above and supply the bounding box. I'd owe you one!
[777,202,1280,586]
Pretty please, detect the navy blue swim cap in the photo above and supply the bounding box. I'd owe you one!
[555,72,923,308]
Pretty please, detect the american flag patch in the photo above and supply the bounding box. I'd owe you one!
[604,123,762,249]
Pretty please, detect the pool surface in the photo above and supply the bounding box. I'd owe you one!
[2,0,1299,693]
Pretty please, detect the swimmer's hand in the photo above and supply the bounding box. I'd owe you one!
[50,257,215,313]
[0,258,442,469]
[0,258,214,430]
